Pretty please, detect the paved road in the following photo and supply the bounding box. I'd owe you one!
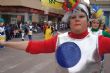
[0,33,56,73]
[0,32,110,73]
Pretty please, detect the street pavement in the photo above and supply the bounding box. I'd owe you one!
[0,32,110,73]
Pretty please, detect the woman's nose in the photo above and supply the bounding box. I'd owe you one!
[75,17,80,21]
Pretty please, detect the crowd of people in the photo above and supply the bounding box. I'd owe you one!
[0,19,69,41]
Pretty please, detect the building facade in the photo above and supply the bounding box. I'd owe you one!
[90,0,110,26]
[0,0,64,24]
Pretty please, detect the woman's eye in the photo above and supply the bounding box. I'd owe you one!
[79,15,85,18]
[92,22,99,24]
[71,16,76,19]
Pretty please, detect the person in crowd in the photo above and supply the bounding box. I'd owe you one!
[89,18,104,73]
[20,22,26,41]
[0,18,6,48]
[89,15,110,73]
[89,16,110,37]
[89,19,101,35]
[1,3,110,73]
[44,25,53,40]
[5,23,11,41]
[27,23,33,40]
[43,21,48,34]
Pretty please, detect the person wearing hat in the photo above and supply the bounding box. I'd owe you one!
[89,4,110,37]
[89,18,107,73]
[0,18,6,48]
[1,2,110,73]
[89,10,110,73]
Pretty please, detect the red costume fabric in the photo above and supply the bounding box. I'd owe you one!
[26,31,110,57]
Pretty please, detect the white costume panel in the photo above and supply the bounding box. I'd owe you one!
[88,28,102,36]
[55,32,101,73]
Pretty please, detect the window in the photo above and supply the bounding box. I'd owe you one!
[96,0,110,1]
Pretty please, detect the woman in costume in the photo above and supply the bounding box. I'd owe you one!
[89,5,110,37]
[0,18,6,48]
[89,5,110,73]
[1,1,110,73]
[44,25,53,40]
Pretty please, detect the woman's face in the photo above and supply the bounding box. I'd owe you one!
[0,22,4,26]
[91,19,100,29]
[69,12,88,34]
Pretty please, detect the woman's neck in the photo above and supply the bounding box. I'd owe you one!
[68,30,88,39]
[91,28,99,32]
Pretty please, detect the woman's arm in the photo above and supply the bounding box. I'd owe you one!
[98,35,110,56]
[102,31,110,37]
[0,41,29,50]
[26,35,58,54]
[0,35,58,54]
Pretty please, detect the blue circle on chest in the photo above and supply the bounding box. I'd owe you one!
[56,42,81,68]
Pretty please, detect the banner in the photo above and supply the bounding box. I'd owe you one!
[41,0,63,9]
